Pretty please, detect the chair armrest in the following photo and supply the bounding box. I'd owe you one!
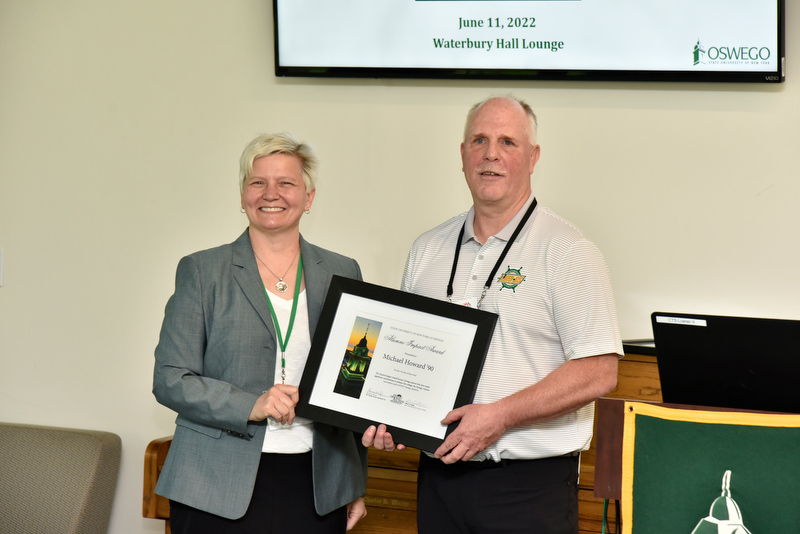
[143,436,173,519]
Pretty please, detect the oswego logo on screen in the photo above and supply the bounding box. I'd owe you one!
[692,39,772,67]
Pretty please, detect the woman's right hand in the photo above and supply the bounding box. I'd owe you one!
[249,384,300,424]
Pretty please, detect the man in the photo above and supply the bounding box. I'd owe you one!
[364,95,623,533]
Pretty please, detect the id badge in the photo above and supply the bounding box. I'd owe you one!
[451,296,479,309]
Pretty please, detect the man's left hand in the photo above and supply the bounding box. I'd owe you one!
[434,403,507,463]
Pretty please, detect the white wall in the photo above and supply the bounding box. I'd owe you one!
[1,1,797,532]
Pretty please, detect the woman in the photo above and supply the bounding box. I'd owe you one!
[153,132,368,533]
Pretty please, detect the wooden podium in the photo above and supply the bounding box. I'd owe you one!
[593,397,783,501]
[593,397,629,501]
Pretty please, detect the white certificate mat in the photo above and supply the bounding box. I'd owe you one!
[297,276,498,452]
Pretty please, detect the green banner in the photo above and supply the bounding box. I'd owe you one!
[622,402,800,533]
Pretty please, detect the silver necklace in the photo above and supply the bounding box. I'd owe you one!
[254,249,299,293]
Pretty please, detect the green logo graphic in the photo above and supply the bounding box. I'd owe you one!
[497,266,525,292]
[693,39,706,65]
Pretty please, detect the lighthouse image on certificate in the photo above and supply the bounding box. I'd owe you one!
[333,316,381,399]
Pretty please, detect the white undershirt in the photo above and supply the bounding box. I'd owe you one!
[261,289,315,454]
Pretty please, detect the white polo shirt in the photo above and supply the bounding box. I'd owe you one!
[401,195,623,460]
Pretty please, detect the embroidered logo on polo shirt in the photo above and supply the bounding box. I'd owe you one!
[497,266,525,292]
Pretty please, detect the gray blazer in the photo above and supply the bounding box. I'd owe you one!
[153,230,368,520]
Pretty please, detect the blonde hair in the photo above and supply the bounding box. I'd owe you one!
[238,132,318,193]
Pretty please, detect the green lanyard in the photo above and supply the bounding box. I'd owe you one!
[263,253,303,384]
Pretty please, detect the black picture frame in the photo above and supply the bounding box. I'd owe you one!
[297,276,498,452]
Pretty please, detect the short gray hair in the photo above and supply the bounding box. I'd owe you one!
[463,94,538,144]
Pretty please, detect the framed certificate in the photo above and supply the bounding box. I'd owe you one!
[297,275,498,452]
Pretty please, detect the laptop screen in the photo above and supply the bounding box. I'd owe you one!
[651,312,800,414]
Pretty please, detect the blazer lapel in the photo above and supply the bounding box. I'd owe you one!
[231,230,277,344]
[300,235,327,337]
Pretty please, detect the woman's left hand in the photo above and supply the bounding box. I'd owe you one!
[345,497,367,530]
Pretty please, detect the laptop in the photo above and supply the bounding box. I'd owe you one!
[651,312,800,414]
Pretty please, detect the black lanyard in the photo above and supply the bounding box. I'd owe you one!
[447,198,537,308]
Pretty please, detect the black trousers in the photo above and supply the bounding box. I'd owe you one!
[170,452,346,534]
[417,452,579,534]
